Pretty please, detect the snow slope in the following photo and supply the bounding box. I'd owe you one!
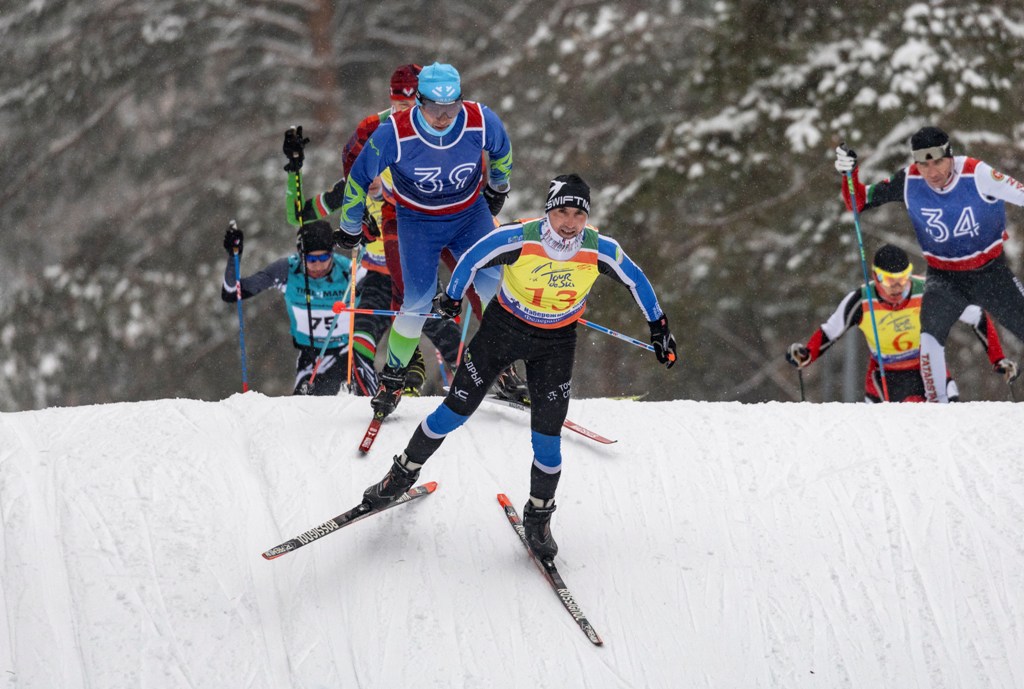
[1,393,1022,689]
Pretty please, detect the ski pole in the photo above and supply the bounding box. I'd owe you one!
[346,248,359,386]
[797,369,805,402]
[291,150,316,354]
[844,163,890,401]
[434,349,450,388]
[331,305,442,319]
[578,319,678,365]
[579,318,654,352]
[230,227,250,393]
[309,301,345,386]
[455,310,472,368]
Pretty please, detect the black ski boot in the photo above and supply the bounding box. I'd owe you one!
[494,363,530,405]
[522,499,558,560]
[371,363,407,416]
[403,348,427,398]
[363,454,421,509]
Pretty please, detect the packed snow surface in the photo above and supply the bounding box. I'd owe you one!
[2,393,1022,688]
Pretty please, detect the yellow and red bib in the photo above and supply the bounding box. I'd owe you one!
[498,220,601,328]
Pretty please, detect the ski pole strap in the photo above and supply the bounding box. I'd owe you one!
[578,318,655,353]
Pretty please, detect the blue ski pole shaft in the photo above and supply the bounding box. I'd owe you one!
[232,250,250,392]
[309,304,344,386]
[434,349,450,388]
[333,305,442,319]
[844,169,890,401]
[578,318,657,353]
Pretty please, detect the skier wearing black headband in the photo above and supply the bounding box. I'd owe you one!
[834,126,1024,401]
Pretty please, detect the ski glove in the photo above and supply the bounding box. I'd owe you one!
[432,292,462,320]
[334,227,364,251]
[223,220,244,255]
[362,207,381,242]
[834,144,857,174]
[482,183,509,217]
[995,358,1019,383]
[648,315,677,369]
[786,343,811,369]
[283,125,310,172]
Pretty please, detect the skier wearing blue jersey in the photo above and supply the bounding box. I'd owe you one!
[334,61,518,416]
[358,174,677,560]
[221,221,377,396]
[280,65,468,397]
[836,126,1024,401]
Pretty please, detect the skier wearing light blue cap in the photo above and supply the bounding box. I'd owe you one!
[336,61,515,417]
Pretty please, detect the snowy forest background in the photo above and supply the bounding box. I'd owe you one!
[3,0,1024,410]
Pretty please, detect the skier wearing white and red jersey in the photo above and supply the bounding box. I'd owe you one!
[835,126,1024,401]
[786,245,1016,402]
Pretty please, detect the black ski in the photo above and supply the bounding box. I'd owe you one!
[496,493,604,646]
[262,482,437,560]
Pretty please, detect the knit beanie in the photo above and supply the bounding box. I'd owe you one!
[390,64,421,101]
[545,174,591,214]
[873,244,910,273]
[297,220,335,253]
[910,126,952,162]
[417,62,461,104]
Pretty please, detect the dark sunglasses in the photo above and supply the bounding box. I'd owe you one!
[418,96,462,119]
[305,253,333,263]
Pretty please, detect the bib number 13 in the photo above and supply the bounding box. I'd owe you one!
[527,287,579,311]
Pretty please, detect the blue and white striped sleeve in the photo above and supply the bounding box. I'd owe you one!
[446,225,525,299]
[596,236,664,322]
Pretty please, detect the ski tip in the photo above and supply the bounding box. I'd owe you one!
[422,481,439,493]
[261,543,294,560]
[496,493,511,507]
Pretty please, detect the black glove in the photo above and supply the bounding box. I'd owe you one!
[223,220,244,255]
[995,358,1019,383]
[432,291,463,320]
[648,315,677,369]
[362,207,381,241]
[786,343,811,369]
[482,183,509,216]
[283,125,310,172]
[333,227,363,251]
[834,143,857,174]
